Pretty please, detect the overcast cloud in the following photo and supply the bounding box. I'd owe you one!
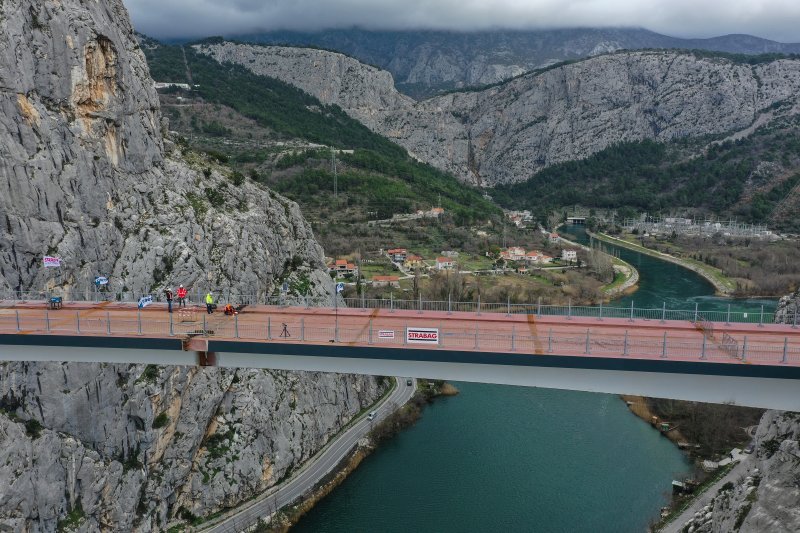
[124,0,800,43]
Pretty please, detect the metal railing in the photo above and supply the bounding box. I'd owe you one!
[0,309,797,366]
[0,289,792,327]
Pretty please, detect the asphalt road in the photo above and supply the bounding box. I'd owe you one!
[201,377,417,533]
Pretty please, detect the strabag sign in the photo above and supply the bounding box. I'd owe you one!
[43,256,62,268]
[406,327,439,345]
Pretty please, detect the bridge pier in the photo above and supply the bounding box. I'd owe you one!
[197,351,217,367]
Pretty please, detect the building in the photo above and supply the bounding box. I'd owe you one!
[387,248,407,262]
[561,250,578,262]
[436,257,455,270]
[372,275,401,288]
[404,255,424,269]
[525,251,543,263]
[549,233,560,243]
[500,247,526,261]
[328,259,358,277]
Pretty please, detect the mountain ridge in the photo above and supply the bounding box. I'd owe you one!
[236,27,800,97]
[197,42,800,188]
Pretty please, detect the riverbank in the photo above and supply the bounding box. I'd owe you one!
[557,231,640,298]
[590,232,735,296]
[267,380,457,532]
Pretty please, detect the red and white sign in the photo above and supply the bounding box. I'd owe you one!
[406,327,439,344]
[43,256,62,268]
[378,330,395,339]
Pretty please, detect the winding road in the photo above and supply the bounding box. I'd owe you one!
[199,377,417,533]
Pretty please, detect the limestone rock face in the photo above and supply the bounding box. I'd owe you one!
[775,289,799,326]
[199,43,800,187]
[0,3,326,297]
[678,411,800,533]
[196,43,415,132]
[0,363,387,531]
[0,2,386,530]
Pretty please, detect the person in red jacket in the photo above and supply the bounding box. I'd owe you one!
[176,285,187,308]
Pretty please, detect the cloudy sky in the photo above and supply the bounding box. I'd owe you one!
[125,0,800,42]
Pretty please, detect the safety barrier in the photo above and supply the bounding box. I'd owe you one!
[0,289,790,326]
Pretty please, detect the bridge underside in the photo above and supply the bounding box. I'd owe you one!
[2,336,798,411]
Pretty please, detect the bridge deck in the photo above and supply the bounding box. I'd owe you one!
[1,302,798,367]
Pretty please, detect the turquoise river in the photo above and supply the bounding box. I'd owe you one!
[294,226,776,533]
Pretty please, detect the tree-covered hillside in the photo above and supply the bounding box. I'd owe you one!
[492,117,800,232]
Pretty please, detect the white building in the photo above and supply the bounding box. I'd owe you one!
[561,250,578,262]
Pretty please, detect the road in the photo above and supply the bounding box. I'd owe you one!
[199,377,417,533]
[659,455,753,533]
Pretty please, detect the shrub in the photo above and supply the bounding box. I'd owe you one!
[152,412,170,429]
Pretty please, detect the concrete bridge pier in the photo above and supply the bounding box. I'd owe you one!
[183,336,217,366]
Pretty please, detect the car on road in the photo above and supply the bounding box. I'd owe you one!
[406,379,412,386]
[744,442,755,454]
[367,411,376,421]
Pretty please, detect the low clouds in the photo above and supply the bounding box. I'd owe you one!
[124,0,800,42]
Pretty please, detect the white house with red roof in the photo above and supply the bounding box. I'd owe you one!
[436,257,455,270]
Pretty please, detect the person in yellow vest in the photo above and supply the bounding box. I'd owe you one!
[205,292,214,314]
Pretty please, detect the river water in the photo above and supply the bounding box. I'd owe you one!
[294,226,776,533]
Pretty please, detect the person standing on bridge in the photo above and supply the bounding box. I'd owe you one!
[164,287,174,314]
[176,285,187,308]
[205,292,214,314]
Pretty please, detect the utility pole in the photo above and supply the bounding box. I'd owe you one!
[331,147,337,201]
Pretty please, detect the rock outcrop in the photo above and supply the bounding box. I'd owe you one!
[0,1,386,530]
[775,288,800,326]
[676,411,800,533]
[199,43,800,187]
[0,364,386,531]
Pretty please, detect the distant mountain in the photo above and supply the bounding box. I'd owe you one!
[236,28,800,98]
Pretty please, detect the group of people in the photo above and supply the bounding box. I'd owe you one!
[162,285,188,313]
[162,285,236,316]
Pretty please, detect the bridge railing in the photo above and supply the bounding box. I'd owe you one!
[0,289,788,326]
[1,309,798,366]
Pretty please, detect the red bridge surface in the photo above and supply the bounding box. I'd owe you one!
[1,301,798,367]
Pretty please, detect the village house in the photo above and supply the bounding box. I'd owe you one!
[549,233,560,243]
[436,257,455,270]
[372,275,401,288]
[328,259,358,277]
[561,250,578,262]
[404,255,424,269]
[387,248,408,262]
[500,246,526,261]
[524,251,554,264]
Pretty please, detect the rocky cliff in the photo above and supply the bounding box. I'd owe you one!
[0,3,327,296]
[196,43,414,133]
[676,291,800,533]
[241,28,800,98]
[0,1,386,530]
[676,410,800,533]
[0,364,386,531]
[198,43,800,187]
